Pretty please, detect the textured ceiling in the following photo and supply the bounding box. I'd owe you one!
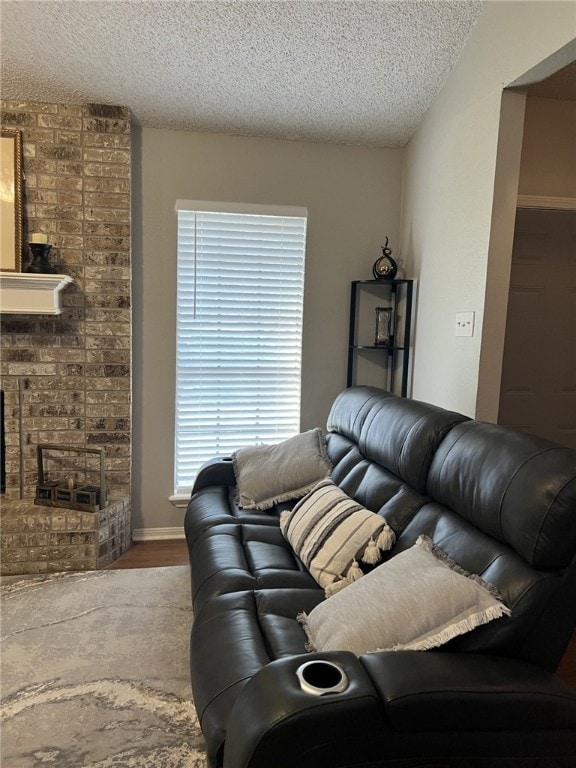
[0,0,486,147]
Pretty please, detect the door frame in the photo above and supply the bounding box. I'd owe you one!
[517,196,576,211]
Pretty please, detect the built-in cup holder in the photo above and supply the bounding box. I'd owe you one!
[296,660,349,696]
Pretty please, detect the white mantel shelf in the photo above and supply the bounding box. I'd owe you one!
[0,272,74,315]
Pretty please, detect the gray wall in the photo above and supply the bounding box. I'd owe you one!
[132,128,402,535]
[399,0,575,419]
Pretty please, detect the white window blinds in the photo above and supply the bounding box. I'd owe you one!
[175,201,308,494]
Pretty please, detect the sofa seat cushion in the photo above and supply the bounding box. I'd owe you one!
[362,651,576,734]
[191,588,323,761]
[189,523,321,611]
[185,485,295,550]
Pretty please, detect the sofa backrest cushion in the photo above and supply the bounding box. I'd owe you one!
[426,420,576,570]
[326,387,576,669]
[327,386,469,494]
[392,500,576,669]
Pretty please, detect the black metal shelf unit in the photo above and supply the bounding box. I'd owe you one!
[347,279,414,396]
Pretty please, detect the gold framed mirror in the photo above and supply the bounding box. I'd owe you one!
[0,128,24,272]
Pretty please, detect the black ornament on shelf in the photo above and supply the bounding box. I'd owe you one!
[25,243,57,274]
[372,237,398,280]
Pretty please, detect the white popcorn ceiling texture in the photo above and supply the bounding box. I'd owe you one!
[1,0,486,147]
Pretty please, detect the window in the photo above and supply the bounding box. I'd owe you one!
[174,201,308,495]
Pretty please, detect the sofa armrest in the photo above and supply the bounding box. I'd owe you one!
[222,651,386,768]
[362,650,576,733]
[223,650,576,768]
[191,456,236,494]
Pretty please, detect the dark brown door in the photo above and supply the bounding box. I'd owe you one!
[498,207,576,449]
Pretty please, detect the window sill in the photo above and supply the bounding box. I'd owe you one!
[169,494,190,508]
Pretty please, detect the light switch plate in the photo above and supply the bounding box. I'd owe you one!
[455,311,475,337]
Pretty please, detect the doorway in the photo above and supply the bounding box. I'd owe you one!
[498,206,576,449]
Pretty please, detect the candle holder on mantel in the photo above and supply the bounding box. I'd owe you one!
[25,243,57,274]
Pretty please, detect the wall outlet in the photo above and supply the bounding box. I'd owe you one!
[455,311,475,337]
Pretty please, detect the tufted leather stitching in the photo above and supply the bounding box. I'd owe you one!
[353,392,384,437]
[397,414,424,482]
[429,423,506,540]
[398,413,459,489]
[427,426,469,502]
[531,467,574,568]
[254,591,276,661]
[191,595,265,714]
[499,446,566,566]
[193,565,250,603]
[421,419,470,488]
[357,398,387,461]
[328,388,384,443]
[191,528,251,600]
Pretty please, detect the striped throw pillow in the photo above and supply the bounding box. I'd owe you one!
[280,479,395,596]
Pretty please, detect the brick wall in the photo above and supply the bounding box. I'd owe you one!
[0,100,131,502]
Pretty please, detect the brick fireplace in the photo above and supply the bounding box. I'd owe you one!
[0,99,132,575]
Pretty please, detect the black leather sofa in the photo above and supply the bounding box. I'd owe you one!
[184,386,576,768]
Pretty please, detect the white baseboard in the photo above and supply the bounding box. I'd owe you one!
[132,527,186,541]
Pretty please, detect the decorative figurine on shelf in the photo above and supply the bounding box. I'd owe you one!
[372,236,398,280]
[25,232,57,274]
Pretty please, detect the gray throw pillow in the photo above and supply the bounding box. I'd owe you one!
[232,428,332,510]
[298,535,511,655]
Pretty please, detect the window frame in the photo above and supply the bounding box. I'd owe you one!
[171,199,308,502]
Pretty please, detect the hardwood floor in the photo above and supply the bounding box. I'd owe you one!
[109,539,189,569]
[110,540,576,691]
[557,631,576,691]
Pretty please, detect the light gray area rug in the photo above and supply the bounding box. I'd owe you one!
[1,566,207,768]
